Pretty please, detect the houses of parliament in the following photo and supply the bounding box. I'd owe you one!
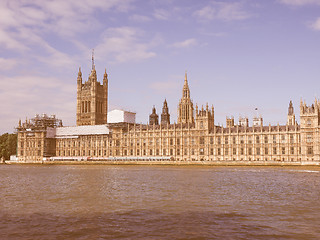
[16,57,320,164]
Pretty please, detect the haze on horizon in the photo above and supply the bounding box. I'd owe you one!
[1,0,320,134]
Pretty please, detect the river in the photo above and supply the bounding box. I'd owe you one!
[0,165,319,239]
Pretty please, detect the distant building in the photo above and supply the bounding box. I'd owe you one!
[16,57,320,164]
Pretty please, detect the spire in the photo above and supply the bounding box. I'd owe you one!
[92,49,95,70]
[185,70,188,83]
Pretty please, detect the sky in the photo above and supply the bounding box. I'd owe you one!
[1,0,320,134]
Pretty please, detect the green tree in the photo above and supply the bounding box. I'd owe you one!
[0,133,17,160]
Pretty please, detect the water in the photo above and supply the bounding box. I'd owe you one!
[1,165,320,239]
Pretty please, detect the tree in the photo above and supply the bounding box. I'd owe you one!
[0,133,17,160]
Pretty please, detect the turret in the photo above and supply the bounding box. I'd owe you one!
[226,117,234,128]
[103,68,108,86]
[77,67,82,86]
[287,100,296,126]
[195,103,215,130]
[161,99,170,125]
[149,106,159,125]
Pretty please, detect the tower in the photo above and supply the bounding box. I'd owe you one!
[76,50,108,126]
[161,99,170,125]
[195,103,214,130]
[149,106,159,125]
[287,100,296,126]
[300,99,320,161]
[178,72,194,124]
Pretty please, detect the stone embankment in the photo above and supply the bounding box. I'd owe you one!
[6,160,320,166]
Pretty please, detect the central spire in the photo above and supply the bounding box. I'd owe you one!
[92,49,95,70]
[178,71,194,124]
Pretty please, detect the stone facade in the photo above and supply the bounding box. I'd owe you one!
[16,66,320,164]
[16,114,62,162]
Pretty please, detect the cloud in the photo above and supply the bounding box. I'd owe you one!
[0,0,135,64]
[171,38,197,48]
[194,2,252,21]
[0,74,76,134]
[154,9,170,20]
[279,0,320,6]
[150,80,180,94]
[95,27,157,63]
[310,17,320,30]
[129,14,152,22]
[0,58,18,71]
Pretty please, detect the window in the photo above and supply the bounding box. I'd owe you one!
[290,135,294,143]
[170,149,173,155]
[307,134,313,143]
[217,137,221,145]
[241,148,244,155]
[233,148,236,155]
[177,138,180,145]
[233,137,236,144]
[256,136,260,144]
[200,148,204,155]
[210,148,214,155]
[217,148,221,155]
[264,136,268,144]
[281,135,285,143]
[248,148,252,155]
[210,137,214,144]
[265,148,268,155]
[273,135,277,144]
[184,148,188,155]
[307,147,313,155]
[200,137,205,145]
[273,147,277,155]
[256,148,260,155]
[225,148,229,155]
[290,147,294,155]
[307,120,312,126]
[177,149,180,155]
[225,137,228,144]
[248,136,252,144]
[163,149,166,155]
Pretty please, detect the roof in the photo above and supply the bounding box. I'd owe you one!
[55,125,109,137]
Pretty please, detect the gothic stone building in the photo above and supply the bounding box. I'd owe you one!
[16,62,320,164]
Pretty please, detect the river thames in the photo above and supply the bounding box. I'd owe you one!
[0,165,319,239]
